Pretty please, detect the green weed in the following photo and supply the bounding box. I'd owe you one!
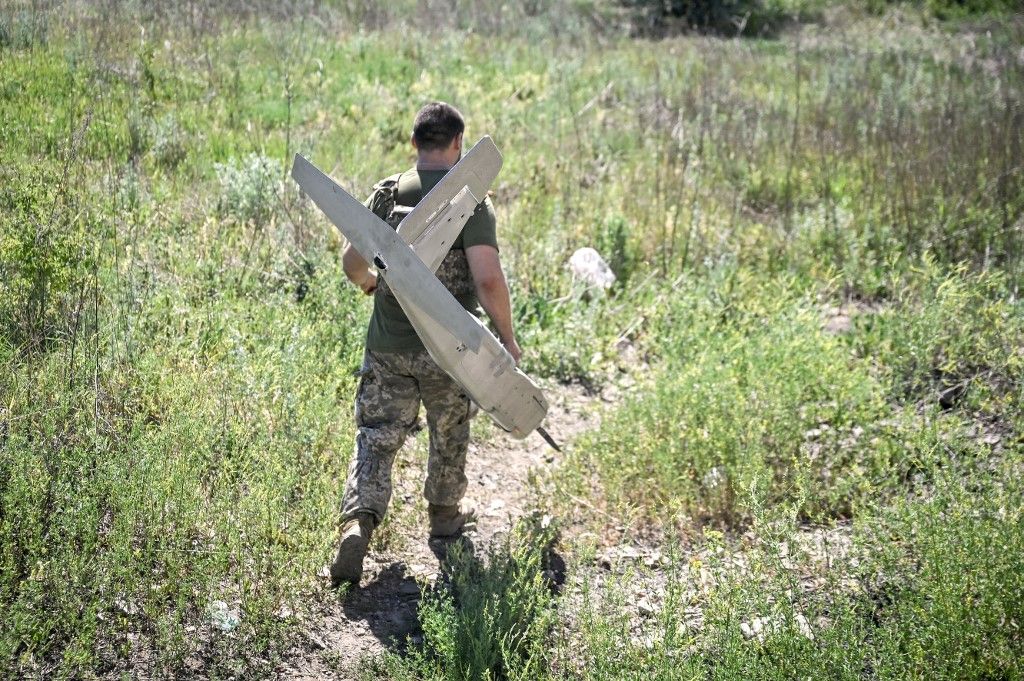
[374,519,558,680]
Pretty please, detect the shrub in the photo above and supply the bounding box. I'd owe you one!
[557,453,1023,680]
[151,113,188,170]
[215,153,282,226]
[0,163,89,355]
[853,262,1024,417]
[865,0,1022,18]
[377,519,558,680]
[0,8,48,50]
[621,0,820,36]
[566,273,890,524]
[564,263,1022,526]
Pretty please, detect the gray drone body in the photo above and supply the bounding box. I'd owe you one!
[291,137,549,440]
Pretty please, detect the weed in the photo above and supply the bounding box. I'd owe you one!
[378,519,558,680]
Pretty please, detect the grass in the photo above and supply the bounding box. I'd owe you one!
[553,454,1024,679]
[559,261,1022,525]
[1,0,1022,677]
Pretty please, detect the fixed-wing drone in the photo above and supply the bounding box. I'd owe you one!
[291,137,558,449]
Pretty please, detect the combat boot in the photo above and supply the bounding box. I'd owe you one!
[428,503,475,538]
[330,512,375,587]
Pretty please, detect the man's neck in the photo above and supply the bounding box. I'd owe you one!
[416,158,452,171]
[416,150,458,171]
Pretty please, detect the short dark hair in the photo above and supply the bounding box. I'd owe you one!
[412,102,465,152]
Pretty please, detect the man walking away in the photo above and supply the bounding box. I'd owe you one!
[332,102,521,587]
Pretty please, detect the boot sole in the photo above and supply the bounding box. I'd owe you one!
[429,512,476,538]
[330,533,369,587]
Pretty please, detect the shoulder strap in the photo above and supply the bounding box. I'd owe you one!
[391,170,423,208]
[368,172,403,220]
[372,172,403,192]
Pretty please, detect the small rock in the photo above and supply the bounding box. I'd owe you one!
[939,384,966,409]
[114,597,139,617]
[795,613,814,640]
[702,466,724,489]
[740,616,773,642]
[643,550,665,569]
[568,247,616,291]
[617,545,640,560]
[637,597,657,617]
[981,433,1001,446]
[208,600,241,633]
[824,314,852,334]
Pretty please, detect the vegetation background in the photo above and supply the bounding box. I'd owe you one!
[1,0,1022,678]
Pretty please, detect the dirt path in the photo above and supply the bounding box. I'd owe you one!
[277,382,601,680]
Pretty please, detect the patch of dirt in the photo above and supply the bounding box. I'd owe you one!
[274,381,603,679]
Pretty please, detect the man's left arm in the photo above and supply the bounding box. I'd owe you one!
[343,244,377,295]
[465,244,521,365]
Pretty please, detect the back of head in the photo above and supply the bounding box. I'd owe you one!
[413,102,465,151]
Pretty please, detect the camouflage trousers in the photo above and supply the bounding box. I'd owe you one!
[341,349,477,524]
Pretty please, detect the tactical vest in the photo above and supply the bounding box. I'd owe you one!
[368,172,475,301]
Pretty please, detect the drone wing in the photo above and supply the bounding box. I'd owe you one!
[396,135,503,273]
[291,152,548,439]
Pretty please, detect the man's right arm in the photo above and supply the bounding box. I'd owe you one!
[465,244,521,364]
[343,244,377,295]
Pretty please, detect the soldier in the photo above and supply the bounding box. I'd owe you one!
[331,102,521,586]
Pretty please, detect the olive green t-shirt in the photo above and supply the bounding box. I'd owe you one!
[365,167,498,352]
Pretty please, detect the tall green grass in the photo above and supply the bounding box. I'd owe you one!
[562,262,1022,526]
[2,2,1022,677]
[381,410,1022,679]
